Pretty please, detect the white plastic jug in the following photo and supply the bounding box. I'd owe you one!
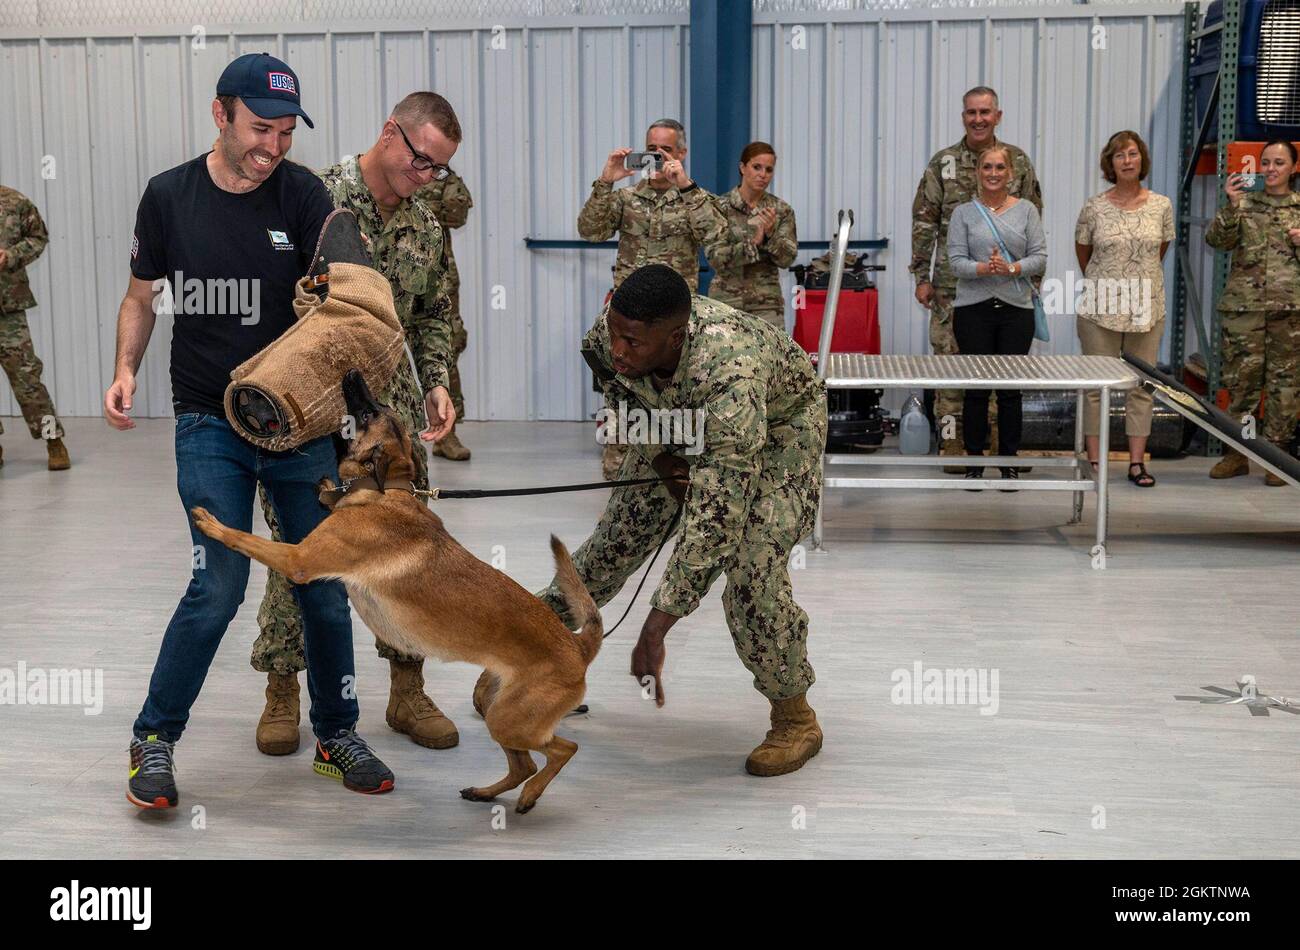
[898,393,930,456]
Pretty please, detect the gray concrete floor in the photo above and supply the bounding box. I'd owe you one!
[1,417,1298,859]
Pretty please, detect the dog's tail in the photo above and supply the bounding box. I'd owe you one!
[550,534,603,665]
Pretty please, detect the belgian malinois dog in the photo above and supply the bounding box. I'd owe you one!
[191,369,602,813]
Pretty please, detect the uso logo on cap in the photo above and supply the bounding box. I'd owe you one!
[268,71,298,95]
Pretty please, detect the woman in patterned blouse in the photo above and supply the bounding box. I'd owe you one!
[1074,130,1174,487]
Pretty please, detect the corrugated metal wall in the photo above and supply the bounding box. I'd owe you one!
[1,1,1199,423]
[0,1,691,30]
[751,3,1192,383]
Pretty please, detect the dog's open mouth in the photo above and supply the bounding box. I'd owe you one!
[342,369,385,427]
[339,369,412,480]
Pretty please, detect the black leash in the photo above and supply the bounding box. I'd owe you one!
[321,474,672,504]
[441,474,683,639]
[435,474,686,638]
[323,470,685,640]
[431,476,667,500]
[567,505,681,715]
[601,507,682,639]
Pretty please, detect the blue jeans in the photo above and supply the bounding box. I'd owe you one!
[133,413,358,742]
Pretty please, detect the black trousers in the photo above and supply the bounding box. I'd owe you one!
[953,298,1035,457]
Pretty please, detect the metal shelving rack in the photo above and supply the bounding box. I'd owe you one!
[1171,0,1243,454]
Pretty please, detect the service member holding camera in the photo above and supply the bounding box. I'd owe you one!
[578,118,757,293]
[579,118,758,477]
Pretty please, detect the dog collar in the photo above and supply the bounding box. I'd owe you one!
[319,476,433,507]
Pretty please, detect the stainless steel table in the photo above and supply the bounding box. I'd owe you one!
[815,353,1141,565]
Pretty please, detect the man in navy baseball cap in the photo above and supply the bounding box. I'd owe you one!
[109,48,403,808]
[216,52,314,127]
[207,53,313,190]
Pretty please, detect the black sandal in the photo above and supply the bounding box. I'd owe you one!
[1127,462,1155,487]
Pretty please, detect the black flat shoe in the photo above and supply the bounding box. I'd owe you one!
[964,468,984,491]
[1127,462,1155,487]
[998,467,1020,492]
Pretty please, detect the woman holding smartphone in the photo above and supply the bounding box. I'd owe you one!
[709,141,798,328]
[947,145,1048,489]
[1204,139,1300,485]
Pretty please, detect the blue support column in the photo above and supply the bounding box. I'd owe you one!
[690,0,752,293]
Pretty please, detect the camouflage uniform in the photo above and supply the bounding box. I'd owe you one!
[579,177,756,476]
[251,155,455,674]
[537,295,828,701]
[577,177,758,293]
[416,170,472,419]
[1205,191,1300,447]
[0,186,62,441]
[708,187,798,328]
[910,138,1042,439]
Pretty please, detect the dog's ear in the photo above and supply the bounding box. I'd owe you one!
[368,443,391,486]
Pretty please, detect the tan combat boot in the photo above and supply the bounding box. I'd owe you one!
[256,672,300,755]
[1209,448,1250,479]
[46,438,70,471]
[386,659,459,749]
[745,693,824,777]
[431,425,471,461]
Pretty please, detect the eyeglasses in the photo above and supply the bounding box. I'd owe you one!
[393,121,450,180]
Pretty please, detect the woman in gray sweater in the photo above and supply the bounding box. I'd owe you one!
[947,145,1048,488]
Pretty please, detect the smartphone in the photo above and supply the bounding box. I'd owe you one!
[1235,172,1267,192]
[624,151,665,172]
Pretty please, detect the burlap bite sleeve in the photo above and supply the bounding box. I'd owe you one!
[224,262,406,451]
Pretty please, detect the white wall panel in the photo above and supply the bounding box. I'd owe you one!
[88,38,141,414]
[478,27,531,419]
[236,34,280,57]
[40,40,102,419]
[334,34,384,159]
[282,34,331,170]
[528,27,585,422]
[1,2,1195,424]
[134,37,184,416]
[431,30,485,419]
[882,21,937,360]
[753,3,1188,390]
[380,31,425,120]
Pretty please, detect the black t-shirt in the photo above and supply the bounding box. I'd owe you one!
[130,153,332,415]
